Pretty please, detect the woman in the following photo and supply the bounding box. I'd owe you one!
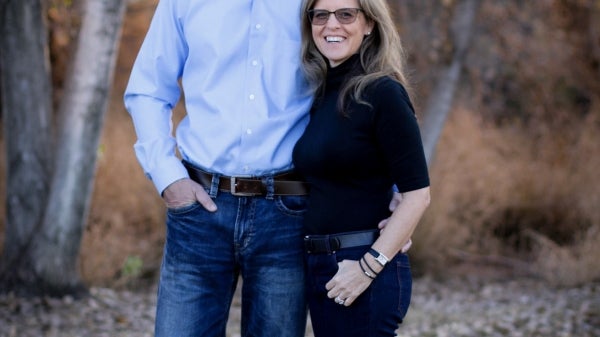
[292,0,431,336]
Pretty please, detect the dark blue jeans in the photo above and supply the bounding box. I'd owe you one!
[306,246,412,337]
[155,190,308,337]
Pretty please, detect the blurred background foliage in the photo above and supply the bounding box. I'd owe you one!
[394,0,600,286]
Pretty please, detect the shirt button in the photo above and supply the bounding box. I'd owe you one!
[246,129,252,135]
[252,60,258,66]
[255,24,262,30]
[249,94,255,100]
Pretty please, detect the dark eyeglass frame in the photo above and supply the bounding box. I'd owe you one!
[307,8,364,26]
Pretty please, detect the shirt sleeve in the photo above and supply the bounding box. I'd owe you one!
[123,0,190,195]
[372,79,430,192]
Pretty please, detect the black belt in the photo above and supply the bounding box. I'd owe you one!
[304,230,379,254]
[183,161,309,196]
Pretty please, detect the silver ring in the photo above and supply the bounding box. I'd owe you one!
[334,296,345,305]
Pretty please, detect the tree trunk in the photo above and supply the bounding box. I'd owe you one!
[0,0,54,293]
[0,0,126,296]
[419,0,480,166]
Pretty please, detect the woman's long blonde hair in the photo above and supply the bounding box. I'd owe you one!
[300,0,411,112]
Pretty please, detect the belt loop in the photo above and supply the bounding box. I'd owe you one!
[263,176,275,200]
[324,235,332,253]
[331,237,341,251]
[304,236,312,253]
[209,174,220,198]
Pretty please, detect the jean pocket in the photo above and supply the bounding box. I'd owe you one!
[167,201,202,215]
[394,255,412,317]
[306,253,339,294]
[275,195,308,217]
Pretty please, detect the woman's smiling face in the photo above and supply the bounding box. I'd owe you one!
[310,0,374,67]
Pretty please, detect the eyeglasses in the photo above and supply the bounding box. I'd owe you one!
[307,8,364,26]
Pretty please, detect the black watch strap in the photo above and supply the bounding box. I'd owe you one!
[368,248,389,267]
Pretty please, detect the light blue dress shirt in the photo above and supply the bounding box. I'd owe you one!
[124,0,312,194]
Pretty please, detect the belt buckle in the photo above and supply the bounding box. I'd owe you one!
[230,177,259,196]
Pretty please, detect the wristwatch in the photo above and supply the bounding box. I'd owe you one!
[368,248,389,267]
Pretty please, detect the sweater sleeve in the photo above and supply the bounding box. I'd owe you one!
[371,78,430,192]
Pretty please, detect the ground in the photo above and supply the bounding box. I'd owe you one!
[1,273,598,337]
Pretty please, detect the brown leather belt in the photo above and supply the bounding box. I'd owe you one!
[183,161,309,196]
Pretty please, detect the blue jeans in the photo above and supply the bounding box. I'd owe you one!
[155,189,308,337]
[306,246,412,337]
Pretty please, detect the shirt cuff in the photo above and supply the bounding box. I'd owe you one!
[149,158,189,196]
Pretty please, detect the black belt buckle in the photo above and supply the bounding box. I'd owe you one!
[305,236,330,253]
[304,236,316,253]
[304,235,341,254]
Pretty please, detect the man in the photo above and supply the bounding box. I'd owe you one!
[124,1,402,336]
[125,2,311,336]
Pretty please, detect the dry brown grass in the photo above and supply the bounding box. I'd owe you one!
[403,0,600,286]
[412,104,600,286]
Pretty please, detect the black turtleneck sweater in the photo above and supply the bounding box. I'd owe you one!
[292,55,430,235]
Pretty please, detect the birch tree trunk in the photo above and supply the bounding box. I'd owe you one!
[419,0,480,166]
[389,0,480,166]
[0,0,126,296]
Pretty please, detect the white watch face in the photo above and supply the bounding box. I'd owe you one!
[376,255,387,266]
